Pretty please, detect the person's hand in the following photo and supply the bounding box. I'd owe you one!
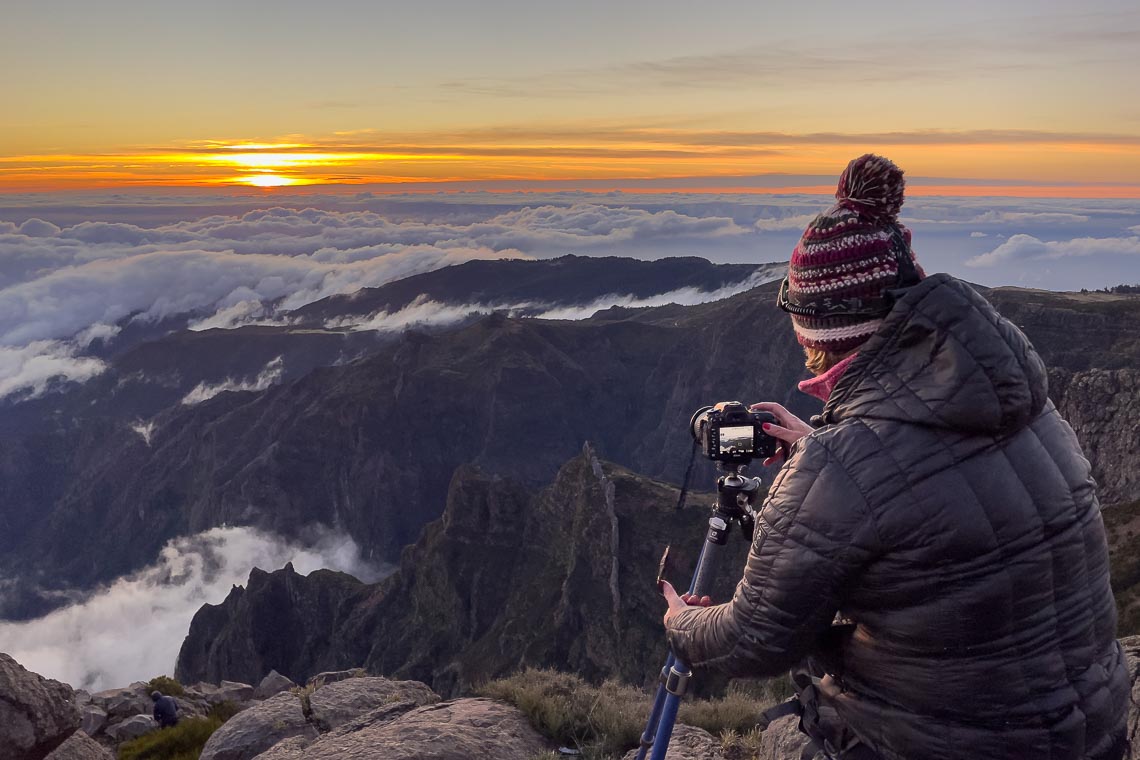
[660,580,711,627]
[749,402,813,466]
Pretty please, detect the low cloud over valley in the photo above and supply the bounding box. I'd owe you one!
[0,526,388,691]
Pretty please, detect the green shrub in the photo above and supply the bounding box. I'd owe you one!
[478,668,781,760]
[144,675,185,698]
[117,716,223,760]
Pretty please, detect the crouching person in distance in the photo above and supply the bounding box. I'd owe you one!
[151,690,179,729]
[661,155,1128,760]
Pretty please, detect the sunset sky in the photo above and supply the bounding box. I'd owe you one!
[3,0,1139,195]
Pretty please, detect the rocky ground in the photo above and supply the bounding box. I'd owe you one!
[4,641,1140,760]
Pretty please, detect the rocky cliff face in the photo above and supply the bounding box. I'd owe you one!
[178,446,752,694]
[174,567,368,688]
[987,288,1140,507]
[1050,368,1140,509]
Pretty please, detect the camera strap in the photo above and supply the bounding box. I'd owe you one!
[674,438,700,511]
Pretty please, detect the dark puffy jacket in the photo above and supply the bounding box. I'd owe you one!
[666,274,1128,759]
[153,694,178,727]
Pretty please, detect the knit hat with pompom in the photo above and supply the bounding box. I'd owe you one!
[782,154,925,353]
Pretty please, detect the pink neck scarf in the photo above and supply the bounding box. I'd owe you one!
[798,352,860,403]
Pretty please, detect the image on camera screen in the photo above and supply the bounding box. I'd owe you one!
[719,425,754,454]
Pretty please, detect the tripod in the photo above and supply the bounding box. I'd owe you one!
[635,465,761,760]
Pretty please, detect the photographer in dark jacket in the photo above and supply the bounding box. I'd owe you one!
[661,155,1128,760]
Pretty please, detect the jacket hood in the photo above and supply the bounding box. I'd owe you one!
[821,274,1048,435]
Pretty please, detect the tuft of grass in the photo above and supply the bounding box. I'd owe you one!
[477,668,782,760]
[117,716,222,760]
[719,726,767,760]
[290,684,317,718]
[145,675,185,698]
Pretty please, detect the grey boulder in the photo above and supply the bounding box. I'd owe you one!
[79,704,108,736]
[90,688,148,721]
[215,680,256,704]
[0,652,80,760]
[105,714,158,743]
[757,714,812,758]
[304,669,365,689]
[296,698,551,760]
[199,692,318,760]
[308,676,439,731]
[254,671,297,700]
[44,730,115,760]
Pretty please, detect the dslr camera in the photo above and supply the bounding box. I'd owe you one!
[691,401,778,466]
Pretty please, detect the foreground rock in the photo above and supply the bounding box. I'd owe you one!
[622,724,727,760]
[200,692,319,760]
[0,653,80,760]
[756,715,811,758]
[44,730,114,760]
[251,736,311,760]
[308,676,439,731]
[275,698,551,760]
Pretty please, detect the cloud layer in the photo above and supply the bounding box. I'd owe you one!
[3,194,1139,401]
[966,234,1140,267]
[0,526,389,691]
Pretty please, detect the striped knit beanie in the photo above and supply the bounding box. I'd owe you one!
[784,154,924,352]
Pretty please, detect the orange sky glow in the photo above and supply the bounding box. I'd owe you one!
[4,133,1140,197]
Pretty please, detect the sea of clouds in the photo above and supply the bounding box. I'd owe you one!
[1,193,1137,403]
[0,525,389,692]
[0,201,776,401]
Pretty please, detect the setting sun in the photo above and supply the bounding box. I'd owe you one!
[235,174,307,187]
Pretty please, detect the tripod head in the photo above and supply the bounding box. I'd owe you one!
[710,463,762,543]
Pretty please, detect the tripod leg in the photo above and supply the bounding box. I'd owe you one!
[633,655,674,760]
[634,538,713,760]
[637,520,728,760]
[650,659,692,760]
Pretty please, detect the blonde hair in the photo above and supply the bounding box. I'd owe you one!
[804,346,857,376]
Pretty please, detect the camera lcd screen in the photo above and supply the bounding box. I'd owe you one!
[719,425,754,454]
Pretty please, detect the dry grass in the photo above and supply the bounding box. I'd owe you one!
[478,668,786,760]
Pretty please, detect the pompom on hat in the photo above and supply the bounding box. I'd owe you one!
[778,154,925,353]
